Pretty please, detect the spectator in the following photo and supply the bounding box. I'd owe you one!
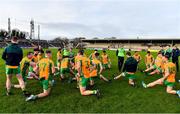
[172,46,180,72]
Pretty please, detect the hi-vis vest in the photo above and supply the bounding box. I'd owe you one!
[118,48,125,57]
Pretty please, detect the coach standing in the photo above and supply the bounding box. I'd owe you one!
[2,37,27,96]
[116,45,125,72]
[172,46,180,72]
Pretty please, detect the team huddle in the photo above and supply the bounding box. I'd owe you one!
[2,37,180,102]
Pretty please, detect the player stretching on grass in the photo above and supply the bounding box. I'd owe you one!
[101,50,111,70]
[26,50,55,101]
[2,36,29,96]
[76,50,100,98]
[114,52,138,86]
[142,55,180,97]
[143,52,163,76]
[90,52,111,86]
[13,52,36,88]
[145,51,154,69]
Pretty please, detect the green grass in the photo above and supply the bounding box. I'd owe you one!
[0,48,180,113]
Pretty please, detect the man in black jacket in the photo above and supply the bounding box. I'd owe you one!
[172,46,180,72]
[114,52,138,86]
[2,37,27,96]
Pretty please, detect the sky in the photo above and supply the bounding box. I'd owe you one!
[0,0,180,40]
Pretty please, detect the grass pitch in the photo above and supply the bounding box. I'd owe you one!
[0,48,180,113]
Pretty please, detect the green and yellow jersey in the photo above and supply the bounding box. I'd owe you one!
[61,58,70,69]
[101,53,109,64]
[145,54,154,64]
[90,58,101,77]
[80,57,91,78]
[38,58,55,80]
[164,62,176,83]
[20,57,31,71]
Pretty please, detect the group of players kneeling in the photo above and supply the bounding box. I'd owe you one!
[114,50,180,98]
[13,48,112,101]
[10,47,180,102]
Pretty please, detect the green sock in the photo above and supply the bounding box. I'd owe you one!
[93,90,97,94]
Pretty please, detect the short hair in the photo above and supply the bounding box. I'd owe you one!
[46,50,51,54]
[94,49,98,51]
[95,52,100,57]
[164,55,169,60]
[34,48,39,51]
[78,50,84,55]
[158,51,162,55]
[27,52,33,56]
[126,51,131,56]
[11,36,18,42]
[58,48,61,51]
[103,50,106,53]
[147,51,150,53]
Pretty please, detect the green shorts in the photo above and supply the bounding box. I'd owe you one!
[79,76,89,87]
[60,68,70,74]
[21,70,28,82]
[40,78,52,90]
[90,74,100,81]
[74,70,78,77]
[29,66,34,72]
[6,66,21,75]
[125,72,136,79]
[164,80,175,87]
[153,65,162,73]
[103,64,109,69]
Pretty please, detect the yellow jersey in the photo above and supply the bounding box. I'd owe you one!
[90,58,101,77]
[145,54,153,64]
[20,57,31,71]
[80,57,91,78]
[155,56,163,67]
[61,58,70,69]
[38,58,54,80]
[101,54,109,64]
[164,62,176,82]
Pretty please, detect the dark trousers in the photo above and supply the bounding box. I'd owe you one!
[172,58,179,72]
[118,56,124,72]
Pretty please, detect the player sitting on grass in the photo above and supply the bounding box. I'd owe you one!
[90,52,111,86]
[13,52,36,88]
[101,50,111,70]
[26,50,55,101]
[143,52,163,76]
[145,51,154,69]
[114,52,138,86]
[76,50,100,98]
[142,55,180,97]
[27,48,40,80]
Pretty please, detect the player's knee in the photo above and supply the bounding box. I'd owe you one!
[80,90,85,95]
[166,89,171,94]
